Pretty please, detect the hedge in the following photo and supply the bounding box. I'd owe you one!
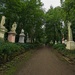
[0,42,42,65]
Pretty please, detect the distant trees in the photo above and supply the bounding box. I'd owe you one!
[0,0,75,43]
[45,6,63,44]
[62,0,75,41]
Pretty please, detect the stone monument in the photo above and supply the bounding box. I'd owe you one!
[8,22,17,43]
[66,21,75,50]
[55,41,57,44]
[0,16,7,39]
[50,40,53,44]
[26,33,31,43]
[19,29,25,43]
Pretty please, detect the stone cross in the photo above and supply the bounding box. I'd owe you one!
[67,21,73,41]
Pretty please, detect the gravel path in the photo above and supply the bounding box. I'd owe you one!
[15,47,75,75]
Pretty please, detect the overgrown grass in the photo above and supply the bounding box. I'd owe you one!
[0,40,42,75]
[0,50,35,75]
[0,42,42,65]
[53,44,75,59]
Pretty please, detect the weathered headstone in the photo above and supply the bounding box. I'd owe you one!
[50,40,53,44]
[19,29,25,43]
[8,22,17,43]
[26,33,31,43]
[55,41,57,44]
[0,16,7,39]
[66,21,75,50]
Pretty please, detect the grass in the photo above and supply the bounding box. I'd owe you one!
[0,49,36,75]
[52,44,75,63]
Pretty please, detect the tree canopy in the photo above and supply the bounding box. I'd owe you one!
[0,0,75,43]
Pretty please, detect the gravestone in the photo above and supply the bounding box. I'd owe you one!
[66,21,75,50]
[55,41,57,44]
[0,16,7,39]
[19,29,25,43]
[27,33,31,43]
[50,40,53,44]
[8,22,17,43]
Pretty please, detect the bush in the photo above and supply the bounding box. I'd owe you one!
[0,42,24,64]
[53,43,75,58]
[0,42,42,65]
[53,43,66,51]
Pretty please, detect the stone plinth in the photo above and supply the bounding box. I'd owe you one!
[19,29,25,43]
[66,41,75,50]
[0,28,7,39]
[19,35,25,43]
[8,31,16,43]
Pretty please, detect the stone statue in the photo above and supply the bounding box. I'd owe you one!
[67,21,73,41]
[11,22,17,32]
[19,29,25,43]
[0,16,6,28]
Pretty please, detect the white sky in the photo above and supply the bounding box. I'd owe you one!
[41,0,61,11]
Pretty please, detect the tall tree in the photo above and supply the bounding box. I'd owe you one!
[62,0,75,41]
[45,6,63,44]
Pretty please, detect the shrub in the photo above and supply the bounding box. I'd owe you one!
[53,43,66,51]
[53,43,75,58]
[0,41,42,65]
[0,42,24,64]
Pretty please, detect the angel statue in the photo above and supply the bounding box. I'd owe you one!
[11,22,17,32]
[0,16,6,28]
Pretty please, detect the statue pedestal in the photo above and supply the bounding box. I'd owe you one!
[8,31,16,43]
[0,28,7,39]
[66,41,75,50]
[19,33,25,43]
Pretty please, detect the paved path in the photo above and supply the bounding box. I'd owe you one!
[15,47,75,75]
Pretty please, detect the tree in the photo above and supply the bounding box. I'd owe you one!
[62,0,75,41]
[45,6,63,44]
[0,0,45,43]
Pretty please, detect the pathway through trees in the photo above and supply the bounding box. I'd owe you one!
[15,47,75,75]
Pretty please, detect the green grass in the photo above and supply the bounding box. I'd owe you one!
[53,44,75,61]
[0,49,36,75]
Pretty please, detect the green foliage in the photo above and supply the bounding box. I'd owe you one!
[0,38,4,45]
[53,43,66,50]
[62,0,75,40]
[0,42,42,64]
[53,43,75,58]
[0,42,24,64]
[0,0,45,43]
[45,6,63,44]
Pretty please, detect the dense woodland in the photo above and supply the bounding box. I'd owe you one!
[0,0,75,44]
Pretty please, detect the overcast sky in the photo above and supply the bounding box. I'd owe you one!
[41,0,61,11]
